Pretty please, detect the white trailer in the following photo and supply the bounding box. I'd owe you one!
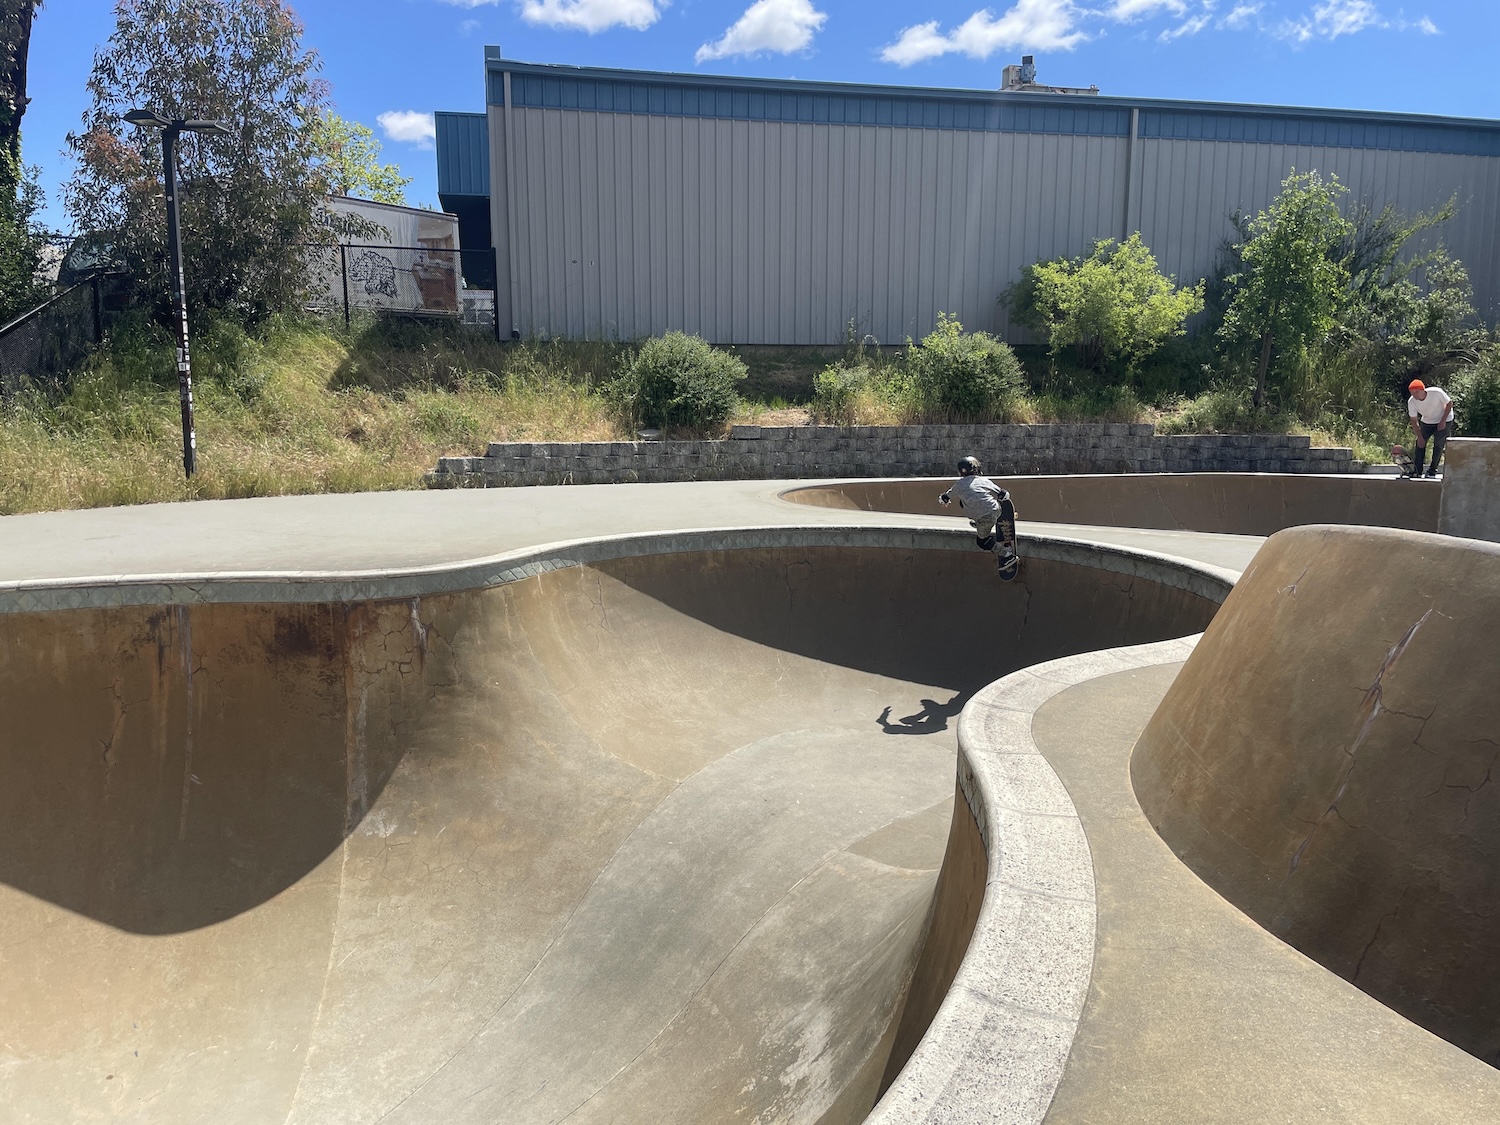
[311,197,462,318]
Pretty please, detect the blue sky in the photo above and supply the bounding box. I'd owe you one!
[26,0,1500,232]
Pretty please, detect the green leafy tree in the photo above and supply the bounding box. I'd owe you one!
[1450,349,1500,438]
[0,159,47,319]
[1339,197,1455,311]
[906,312,1024,419]
[311,111,409,205]
[1332,199,1481,392]
[64,0,331,324]
[1008,233,1204,378]
[1220,170,1352,408]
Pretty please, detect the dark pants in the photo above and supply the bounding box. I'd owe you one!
[1414,421,1448,475]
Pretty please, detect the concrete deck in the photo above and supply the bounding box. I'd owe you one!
[1036,663,1500,1122]
[2,478,1490,1123]
[0,479,1262,585]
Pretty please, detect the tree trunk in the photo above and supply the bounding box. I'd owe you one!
[1252,329,1274,410]
[0,1,37,181]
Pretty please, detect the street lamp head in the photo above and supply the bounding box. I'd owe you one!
[123,108,171,128]
[122,110,234,136]
[182,120,236,137]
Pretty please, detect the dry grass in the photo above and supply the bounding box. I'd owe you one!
[2,318,1389,516]
[0,322,627,515]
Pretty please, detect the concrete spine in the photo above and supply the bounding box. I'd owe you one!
[1437,438,1500,543]
[430,424,1355,488]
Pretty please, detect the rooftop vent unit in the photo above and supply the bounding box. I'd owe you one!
[1000,55,1099,96]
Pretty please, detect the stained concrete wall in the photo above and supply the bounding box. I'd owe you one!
[1131,525,1500,1065]
[1,537,1221,1125]
[1438,437,1500,543]
[786,473,1439,535]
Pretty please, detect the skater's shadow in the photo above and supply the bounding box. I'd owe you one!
[877,692,967,735]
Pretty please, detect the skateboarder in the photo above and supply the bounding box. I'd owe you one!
[1407,379,1454,478]
[939,457,1019,578]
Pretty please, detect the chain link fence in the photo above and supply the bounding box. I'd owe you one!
[307,243,503,340]
[0,279,110,400]
[0,242,505,402]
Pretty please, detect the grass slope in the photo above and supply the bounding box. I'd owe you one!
[0,318,1397,516]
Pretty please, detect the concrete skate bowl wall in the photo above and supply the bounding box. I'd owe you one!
[1131,525,1500,1065]
[0,529,1223,1124]
[784,473,1439,535]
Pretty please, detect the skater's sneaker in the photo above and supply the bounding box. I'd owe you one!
[1424,471,1439,479]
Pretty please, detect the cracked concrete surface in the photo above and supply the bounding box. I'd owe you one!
[1040,664,1500,1123]
[1133,524,1500,1065]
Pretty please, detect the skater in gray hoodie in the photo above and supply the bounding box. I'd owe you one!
[939,457,1017,574]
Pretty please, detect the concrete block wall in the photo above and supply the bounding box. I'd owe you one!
[429,424,1357,487]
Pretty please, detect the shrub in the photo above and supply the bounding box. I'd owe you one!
[1156,384,1274,435]
[618,331,747,430]
[1451,351,1500,437]
[811,363,870,424]
[1006,233,1204,378]
[905,313,1024,419]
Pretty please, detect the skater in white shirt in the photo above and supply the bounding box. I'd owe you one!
[1406,379,1454,478]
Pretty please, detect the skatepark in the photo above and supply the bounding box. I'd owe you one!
[2,467,1499,1123]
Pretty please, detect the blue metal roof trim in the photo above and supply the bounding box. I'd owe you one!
[502,73,1130,138]
[495,74,1133,136]
[1139,108,1500,156]
[434,111,490,196]
[483,57,1500,156]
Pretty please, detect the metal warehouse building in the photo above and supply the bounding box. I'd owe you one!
[436,48,1500,345]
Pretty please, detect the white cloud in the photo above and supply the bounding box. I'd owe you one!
[881,0,1084,66]
[434,0,499,8]
[459,17,481,34]
[1109,0,1188,21]
[1219,2,1260,29]
[1278,0,1384,42]
[696,0,828,62]
[378,110,437,149]
[1415,15,1438,33]
[1160,6,1213,40]
[518,0,664,31]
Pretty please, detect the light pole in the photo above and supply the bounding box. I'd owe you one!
[123,109,234,479]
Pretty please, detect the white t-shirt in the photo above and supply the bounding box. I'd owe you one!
[1409,386,1453,425]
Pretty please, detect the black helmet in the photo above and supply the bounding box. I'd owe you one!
[958,456,981,476]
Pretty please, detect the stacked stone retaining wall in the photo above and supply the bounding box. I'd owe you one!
[429,423,1357,487]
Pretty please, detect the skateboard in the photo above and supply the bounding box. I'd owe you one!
[996,494,1020,581]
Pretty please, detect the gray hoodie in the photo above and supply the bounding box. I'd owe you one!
[944,475,1007,517]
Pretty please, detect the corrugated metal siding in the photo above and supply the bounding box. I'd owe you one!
[1134,140,1500,321]
[1139,107,1500,155]
[434,112,489,197]
[502,106,1132,343]
[493,99,1500,343]
[486,109,512,330]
